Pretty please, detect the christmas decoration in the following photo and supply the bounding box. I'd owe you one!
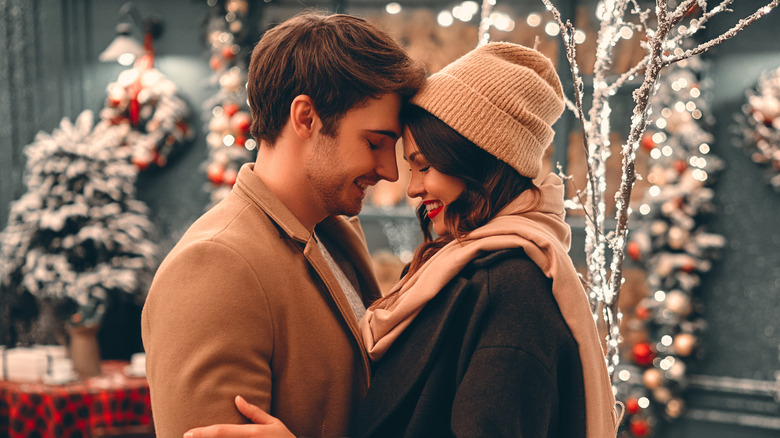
[99,63,194,171]
[542,0,777,382]
[0,110,158,345]
[735,65,780,191]
[99,10,194,172]
[201,0,257,206]
[613,52,726,436]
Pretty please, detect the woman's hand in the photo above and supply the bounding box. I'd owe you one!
[183,395,295,438]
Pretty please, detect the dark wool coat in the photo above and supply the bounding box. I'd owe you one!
[352,248,586,438]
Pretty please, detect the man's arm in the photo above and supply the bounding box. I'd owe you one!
[142,241,274,438]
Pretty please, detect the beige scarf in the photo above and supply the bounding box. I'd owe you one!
[360,173,619,437]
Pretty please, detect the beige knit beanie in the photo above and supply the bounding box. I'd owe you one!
[410,42,565,179]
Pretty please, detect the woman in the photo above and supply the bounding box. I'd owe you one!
[186,42,619,438]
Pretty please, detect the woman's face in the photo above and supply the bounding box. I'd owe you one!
[403,130,465,237]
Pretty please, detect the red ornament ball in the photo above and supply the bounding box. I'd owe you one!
[223,168,238,187]
[223,103,240,118]
[640,134,655,152]
[630,418,652,437]
[207,162,225,185]
[632,342,655,367]
[626,397,641,415]
[230,111,251,134]
[627,241,641,261]
[221,45,236,61]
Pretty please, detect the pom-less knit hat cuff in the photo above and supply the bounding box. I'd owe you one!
[412,73,550,178]
[410,42,565,179]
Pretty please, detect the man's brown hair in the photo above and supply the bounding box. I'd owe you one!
[247,12,426,143]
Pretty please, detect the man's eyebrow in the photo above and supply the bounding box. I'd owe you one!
[367,129,400,140]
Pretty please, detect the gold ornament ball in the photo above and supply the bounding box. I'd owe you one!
[673,333,696,356]
[667,226,689,250]
[667,360,686,380]
[665,290,692,316]
[665,398,685,418]
[643,368,664,389]
[653,386,673,404]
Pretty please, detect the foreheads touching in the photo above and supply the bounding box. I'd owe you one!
[246,12,426,144]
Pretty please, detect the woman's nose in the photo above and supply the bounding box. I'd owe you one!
[406,171,423,199]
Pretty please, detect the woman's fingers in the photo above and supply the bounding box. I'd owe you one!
[235,395,275,424]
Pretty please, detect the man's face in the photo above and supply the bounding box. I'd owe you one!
[304,93,402,217]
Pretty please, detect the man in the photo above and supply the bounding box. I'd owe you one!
[141,12,425,438]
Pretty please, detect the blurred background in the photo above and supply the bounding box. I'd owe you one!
[0,1,778,437]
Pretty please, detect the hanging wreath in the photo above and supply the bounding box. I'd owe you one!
[735,65,780,192]
[99,31,194,172]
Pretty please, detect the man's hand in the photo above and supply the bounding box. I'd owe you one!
[183,395,295,438]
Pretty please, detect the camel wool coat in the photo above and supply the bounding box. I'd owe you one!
[142,164,382,438]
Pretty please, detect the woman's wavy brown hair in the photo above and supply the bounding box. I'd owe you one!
[402,104,541,279]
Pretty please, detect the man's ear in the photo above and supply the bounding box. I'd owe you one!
[289,95,319,139]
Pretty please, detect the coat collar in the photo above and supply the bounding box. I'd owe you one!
[233,163,383,389]
[233,163,311,244]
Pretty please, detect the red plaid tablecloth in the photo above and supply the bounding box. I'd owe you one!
[0,360,152,437]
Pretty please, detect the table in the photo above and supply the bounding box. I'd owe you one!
[0,360,153,437]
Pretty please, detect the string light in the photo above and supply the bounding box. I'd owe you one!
[385,2,401,14]
[437,10,454,27]
[526,13,542,27]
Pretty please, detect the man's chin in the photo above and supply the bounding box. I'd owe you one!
[334,201,363,218]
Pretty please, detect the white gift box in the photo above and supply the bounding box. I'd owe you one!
[3,347,48,381]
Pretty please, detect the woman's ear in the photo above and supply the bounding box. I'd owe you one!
[289,95,319,139]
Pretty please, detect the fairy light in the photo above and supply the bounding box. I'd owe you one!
[655,118,667,129]
[574,29,587,44]
[639,204,651,215]
[526,13,542,27]
[545,21,560,36]
[223,134,235,146]
[437,11,454,27]
[655,290,667,301]
[649,185,661,197]
[690,87,701,98]
[618,369,631,381]
[650,146,662,158]
[662,145,673,156]
[686,101,697,111]
[699,143,710,154]
[490,12,515,32]
[385,2,402,14]
[638,397,651,409]
[619,26,634,39]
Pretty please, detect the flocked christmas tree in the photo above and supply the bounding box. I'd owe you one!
[0,111,158,346]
